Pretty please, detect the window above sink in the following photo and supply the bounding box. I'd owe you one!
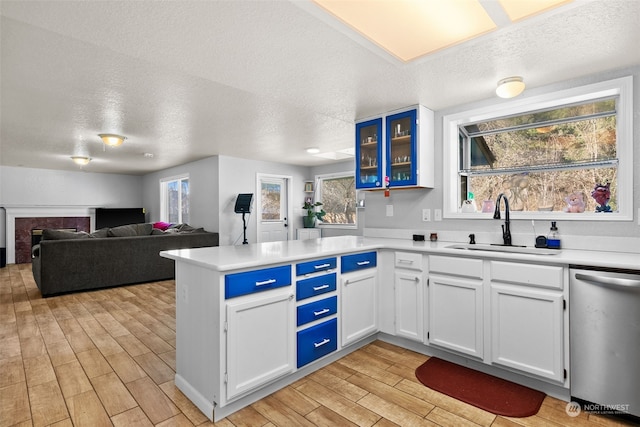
[442,76,633,222]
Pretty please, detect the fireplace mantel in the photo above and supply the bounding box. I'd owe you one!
[2,205,97,264]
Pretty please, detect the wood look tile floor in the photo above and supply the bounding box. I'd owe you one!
[1,263,636,427]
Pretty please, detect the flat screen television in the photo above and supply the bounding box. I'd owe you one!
[95,208,145,229]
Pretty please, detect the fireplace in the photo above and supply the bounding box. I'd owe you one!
[3,206,95,264]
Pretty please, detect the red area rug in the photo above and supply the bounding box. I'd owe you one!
[415,357,545,417]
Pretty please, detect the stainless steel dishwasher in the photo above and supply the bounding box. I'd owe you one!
[570,267,640,419]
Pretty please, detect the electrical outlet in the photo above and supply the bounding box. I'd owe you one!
[434,209,442,221]
[422,209,431,222]
[386,205,394,216]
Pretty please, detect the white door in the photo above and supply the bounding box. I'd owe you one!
[490,283,564,381]
[341,270,378,346]
[225,289,295,400]
[256,174,291,242]
[395,271,423,342]
[428,274,484,358]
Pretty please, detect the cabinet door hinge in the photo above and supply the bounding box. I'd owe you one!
[224,321,228,333]
[427,331,429,340]
[563,299,566,310]
[427,278,429,287]
[224,373,228,384]
[564,369,567,379]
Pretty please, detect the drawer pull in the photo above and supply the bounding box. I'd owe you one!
[314,263,331,270]
[399,259,414,264]
[357,261,370,266]
[313,308,330,316]
[255,278,277,286]
[314,338,331,348]
[312,284,330,291]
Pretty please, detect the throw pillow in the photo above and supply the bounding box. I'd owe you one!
[107,223,153,237]
[42,229,90,240]
[179,227,205,234]
[153,221,172,231]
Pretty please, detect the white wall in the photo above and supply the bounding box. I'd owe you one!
[363,66,640,249]
[218,155,308,246]
[0,165,142,247]
[141,156,219,233]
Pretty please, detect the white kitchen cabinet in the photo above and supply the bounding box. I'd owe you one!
[225,289,295,400]
[490,261,565,382]
[341,252,378,346]
[394,251,424,342]
[427,255,483,358]
[395,271,423,341]
[297,228,321,240]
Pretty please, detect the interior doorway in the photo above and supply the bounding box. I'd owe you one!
[256,174,291,242]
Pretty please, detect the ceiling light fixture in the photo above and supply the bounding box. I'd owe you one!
[98,133,126,147]
[306,147,320,154]
[71,156,91,166]
[496,76,526,98]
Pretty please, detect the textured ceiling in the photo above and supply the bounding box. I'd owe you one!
[1,0,639,175]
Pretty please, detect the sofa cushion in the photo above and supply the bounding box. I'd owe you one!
[42,229,90,240]
[108,223,153,237]
[90,228,109,238]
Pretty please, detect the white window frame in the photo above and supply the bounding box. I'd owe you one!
[160,173,190,223]
[315,172,357,229]
[443,76,633,221]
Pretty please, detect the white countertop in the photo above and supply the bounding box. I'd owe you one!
[160,235,640,272]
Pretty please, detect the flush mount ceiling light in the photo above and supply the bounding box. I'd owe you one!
[306,147,321,154]
[98,133,126,147]
[496,76,526,98]
[71,156,91,166]
[312,0,572,63]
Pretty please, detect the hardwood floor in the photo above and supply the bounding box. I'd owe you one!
[1,263,635,427]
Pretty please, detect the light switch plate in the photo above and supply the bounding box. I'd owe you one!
[434,209,442,221]
[386,205,394,216]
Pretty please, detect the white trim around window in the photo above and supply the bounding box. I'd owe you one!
[442,76,633,221]
[315,172,357,229]
[160,173,190,223]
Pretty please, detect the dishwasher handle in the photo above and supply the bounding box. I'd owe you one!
[575,272,640,289]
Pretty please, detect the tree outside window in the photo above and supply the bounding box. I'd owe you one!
[161,175,189,223]
[316,174,356,226]
[444,76,632,220]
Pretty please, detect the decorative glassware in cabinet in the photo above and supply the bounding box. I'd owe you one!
[386,109,417,186]
[355,118,382,189]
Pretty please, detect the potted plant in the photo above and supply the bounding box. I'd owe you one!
[303,200,326,228]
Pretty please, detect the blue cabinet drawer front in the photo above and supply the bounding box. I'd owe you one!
[296,274,336,301]
[297,296,337,327]
[341,251,377,273]
[297,318,338,368]
[225,265,291,299]
[296,257,337,276]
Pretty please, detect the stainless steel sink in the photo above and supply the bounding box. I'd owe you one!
[446,243,561,255]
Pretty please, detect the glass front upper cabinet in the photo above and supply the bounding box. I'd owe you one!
[386,109,417,187]
[355,118,382,189]
[355,105,434,190]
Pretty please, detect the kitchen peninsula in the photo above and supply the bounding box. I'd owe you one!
[161,235,640,421]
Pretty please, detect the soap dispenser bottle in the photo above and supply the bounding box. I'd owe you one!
[547,221,561,249]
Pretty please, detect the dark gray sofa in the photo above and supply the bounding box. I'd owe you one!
[31,224,219,297]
